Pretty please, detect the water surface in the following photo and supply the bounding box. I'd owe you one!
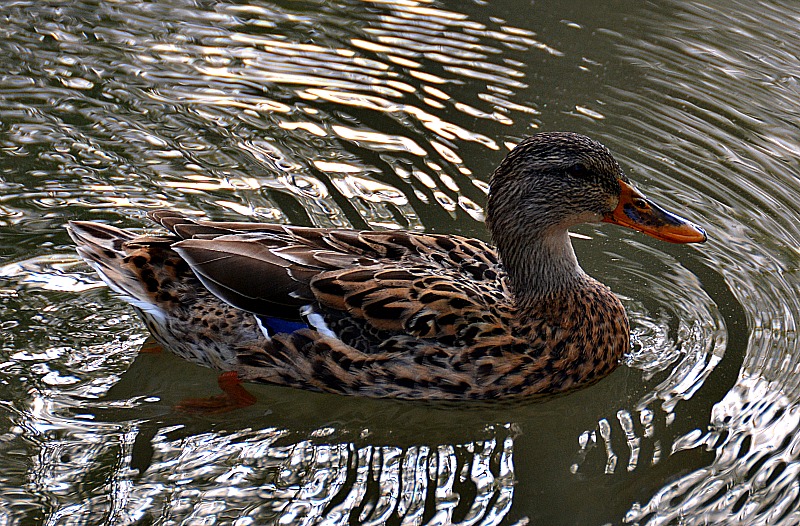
[0,0,797,524]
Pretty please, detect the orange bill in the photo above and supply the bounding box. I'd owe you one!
[602,180,707,243]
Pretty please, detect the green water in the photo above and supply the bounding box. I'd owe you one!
[0,0,798,524]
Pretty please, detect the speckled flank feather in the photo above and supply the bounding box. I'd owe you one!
[68,132,705,401]
[68,221,265,371]
[236,283,627,400]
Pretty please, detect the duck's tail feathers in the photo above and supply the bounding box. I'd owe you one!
[67,221,163,319]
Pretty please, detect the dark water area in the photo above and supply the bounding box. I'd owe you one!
[0,0,799,524]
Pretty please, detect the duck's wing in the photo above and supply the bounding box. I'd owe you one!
[147,211,511,344]
[149,209,297,238]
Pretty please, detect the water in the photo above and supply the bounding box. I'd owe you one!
[0,0,797,523]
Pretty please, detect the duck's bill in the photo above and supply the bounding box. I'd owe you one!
[602,181,707,244]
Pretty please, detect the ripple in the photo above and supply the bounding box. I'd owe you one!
[595,0,800,522]
[0,0,548,231]
[14,422,520,525]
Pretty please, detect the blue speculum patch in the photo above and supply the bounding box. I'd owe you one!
[259,317,309,335]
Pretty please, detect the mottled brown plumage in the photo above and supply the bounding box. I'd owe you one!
[68,132,706,402]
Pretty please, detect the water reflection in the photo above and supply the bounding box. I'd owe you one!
[25,418,518,525]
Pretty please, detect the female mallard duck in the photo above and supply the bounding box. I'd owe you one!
[69,132,706,408]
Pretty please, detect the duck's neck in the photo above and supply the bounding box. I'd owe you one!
[496,227,590,307]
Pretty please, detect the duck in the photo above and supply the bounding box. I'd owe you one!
[68,132,706,409]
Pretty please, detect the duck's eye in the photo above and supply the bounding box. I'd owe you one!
[567,163,591,178]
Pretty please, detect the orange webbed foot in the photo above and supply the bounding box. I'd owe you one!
[175,372,257,414]
[139,337,164,354]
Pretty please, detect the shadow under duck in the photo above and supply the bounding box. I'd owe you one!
[68,132,706,408]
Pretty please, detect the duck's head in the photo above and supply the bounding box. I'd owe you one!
[486,132,707,246]
[486,132,706,298]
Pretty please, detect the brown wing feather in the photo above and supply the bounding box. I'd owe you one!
[312,266,506,342]
[170,237,312,315]
[145,211,511,347]
[149,210,293,239]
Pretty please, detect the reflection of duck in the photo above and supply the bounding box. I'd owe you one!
[68,132,705,408]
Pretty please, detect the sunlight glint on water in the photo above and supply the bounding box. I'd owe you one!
[34,427,518,525]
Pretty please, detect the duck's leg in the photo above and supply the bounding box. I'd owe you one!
[175,372,257,413]
[139,337,163,354]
